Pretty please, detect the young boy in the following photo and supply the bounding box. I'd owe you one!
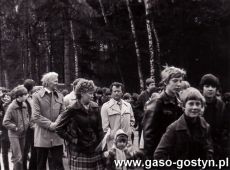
[3,85,30,170]
[154,87,213,162]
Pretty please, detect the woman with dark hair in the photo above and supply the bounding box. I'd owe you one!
[56,79,104,170]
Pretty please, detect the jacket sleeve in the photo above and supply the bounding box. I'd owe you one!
[204,125,214,159]
[55,109,74,142]
[97,108,104,142]
[143,99,162,159]
[3,105,17,131]
[31,95,53,130]
[154,124,175,160]
[129,103,135,127]
[101,104,110,133]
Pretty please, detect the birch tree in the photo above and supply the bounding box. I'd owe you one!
[126,0,144,90]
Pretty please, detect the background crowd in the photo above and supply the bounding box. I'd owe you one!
[0,65,230,170]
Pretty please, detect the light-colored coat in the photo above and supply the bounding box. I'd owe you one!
[32,88,64,147]
[64,91,77,108]
[101,98,135,149]
[3,99,30,137]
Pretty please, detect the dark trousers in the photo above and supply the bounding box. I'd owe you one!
[23,128,37,170]
[36,145,64,170]
[0,139,10,170]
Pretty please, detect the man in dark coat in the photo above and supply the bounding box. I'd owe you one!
[200,74,228,160]
[135,78,155,144]
[144,66,185,159]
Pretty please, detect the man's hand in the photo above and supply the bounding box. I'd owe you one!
[49,122,58,131]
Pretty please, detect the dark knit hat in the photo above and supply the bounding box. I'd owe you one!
[200,74,220,89]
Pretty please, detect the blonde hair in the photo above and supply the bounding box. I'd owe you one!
[161,66,186,85]
[180,87,205,107]
[41,72,58,87]
[75,79,95,99]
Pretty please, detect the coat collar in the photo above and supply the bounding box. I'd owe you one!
[70,100,98,110]
[10,99,27,110]
[107,98,129,114]
[38,88,59,98]
[160,91,180,105]
[175,114,208,131]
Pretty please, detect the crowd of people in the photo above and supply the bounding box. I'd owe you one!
[0,65,230,170]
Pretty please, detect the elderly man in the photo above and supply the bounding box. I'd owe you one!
[101,82,135,149]
[32,72,65,170]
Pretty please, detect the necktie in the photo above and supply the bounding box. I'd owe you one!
[117,101,122,110]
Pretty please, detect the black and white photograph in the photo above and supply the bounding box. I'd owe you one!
[0,0,230,169]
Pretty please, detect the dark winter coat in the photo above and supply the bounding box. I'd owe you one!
[203,97,228,159]
[56,101,104,154]
[143,91,183,159]
[135,90,151,125]
[154,114,213,160]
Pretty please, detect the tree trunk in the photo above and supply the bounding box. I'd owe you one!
[0,14,2,87]
[64,36,71,85]
[70,20,79,78]
[151,21,161,83]
[43,22,50,72]
[144,0,155,83]
[98,0,108,25]
[126,0,144,91]
[144,0,161,83]
[3,70,9,89]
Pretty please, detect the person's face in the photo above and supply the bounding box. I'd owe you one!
[165,77,183,95]
[203,85,217,99]
[81,91,94,105]
[3,94,11,103]
[95,93,102,99]
[111,86,123,101]
[18,93,28,102]
[116,138,128,150]
[48,76,58,91]
[184,100,203,118]
[124,98,132,103]
[0,90,3,97]
[147,83,155,91]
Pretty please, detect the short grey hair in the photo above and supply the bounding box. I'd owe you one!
[41,72,58,87]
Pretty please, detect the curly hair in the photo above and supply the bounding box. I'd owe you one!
[75,79,95,99]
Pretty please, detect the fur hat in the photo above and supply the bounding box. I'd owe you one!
[200,74,220,89]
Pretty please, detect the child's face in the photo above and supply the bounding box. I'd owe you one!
[166,77,183,95]
[203,84,217,99]
[116,137,128,150]
[184,100,203,117]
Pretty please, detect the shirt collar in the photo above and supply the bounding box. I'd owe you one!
[44,87,52,94]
